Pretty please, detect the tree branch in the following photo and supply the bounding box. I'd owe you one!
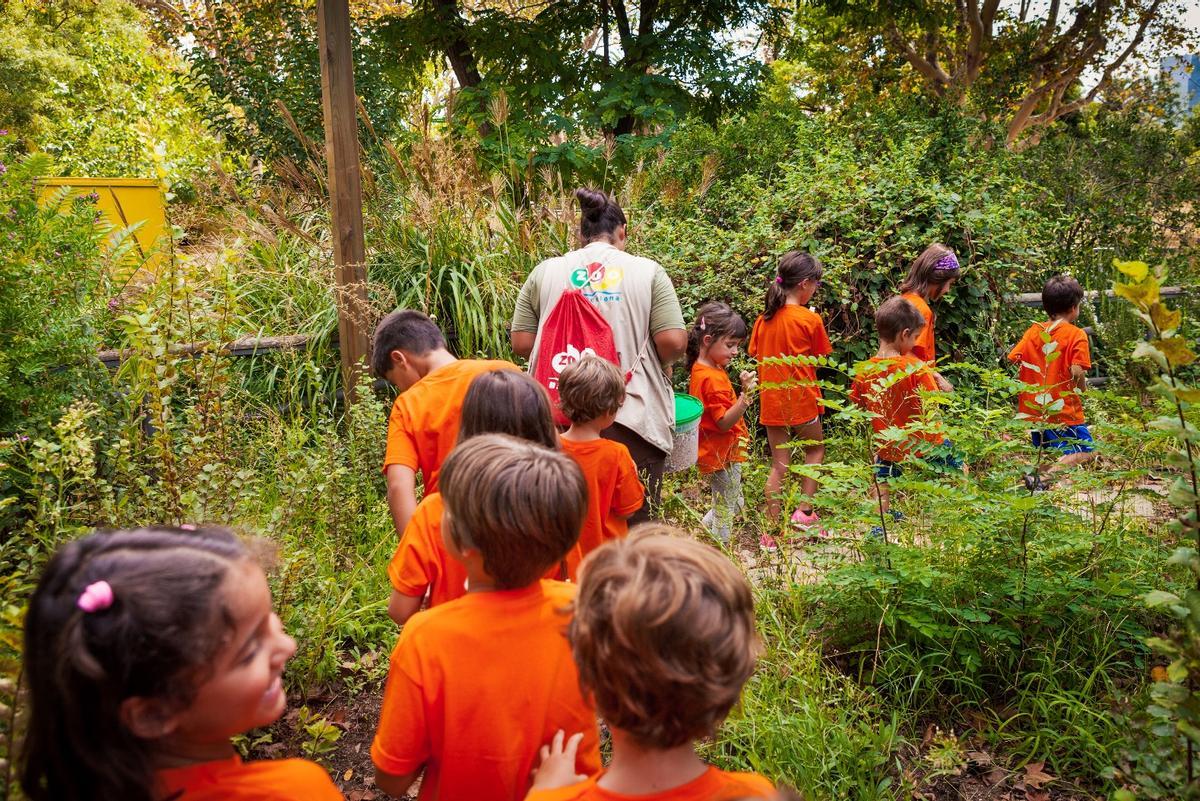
[637,0,657,39]
[1008,0,1162,147]
[887,23,951,92]
[611,0,632,48]
[431,0,483,89]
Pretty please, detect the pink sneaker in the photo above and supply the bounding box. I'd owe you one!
[791,509,831,538]
[759,532,779,552]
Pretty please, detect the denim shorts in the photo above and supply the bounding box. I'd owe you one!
[874,439,963,480]
[1031,424,1095,454]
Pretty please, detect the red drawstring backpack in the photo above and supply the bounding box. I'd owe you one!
[532,288,623,426]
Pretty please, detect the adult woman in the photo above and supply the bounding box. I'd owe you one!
[510,188,687,521]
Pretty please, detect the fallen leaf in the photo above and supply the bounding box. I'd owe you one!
[1027,789,1050,801]
[1024,761,1055,789]
[966,750,994,766]
[984,768,1007,786]
[343,768,354,781]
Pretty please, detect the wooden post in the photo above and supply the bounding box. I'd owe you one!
[317,0,371,401]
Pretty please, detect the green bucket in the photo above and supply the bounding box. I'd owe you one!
[666,393,704,473]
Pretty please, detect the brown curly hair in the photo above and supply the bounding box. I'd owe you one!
[557,355,625,424]
[569,524,760,748]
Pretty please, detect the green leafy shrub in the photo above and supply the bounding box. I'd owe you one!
[0,151,111,431]
[1107,260,1200,799]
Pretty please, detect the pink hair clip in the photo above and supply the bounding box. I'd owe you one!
[775,276,783,284]
[77,581,114,613]
[179,523,197,531]
[699,316,706,331]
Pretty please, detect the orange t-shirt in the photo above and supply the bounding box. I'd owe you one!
[382,359,518,492]
[748,305,833,426]
[371,581,601,801]
[1007,320,1091,426]
[689,362,749,474]
[524,766,775,801]
[388,492,580,604]
[158,755,342,800]
[849,355,945,462]
[901,292,936,363]
[560,437,643,560]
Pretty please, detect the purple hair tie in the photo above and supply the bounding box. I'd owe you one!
[932,252,960,276]
[775,276,783,285]
[77,581,114,613]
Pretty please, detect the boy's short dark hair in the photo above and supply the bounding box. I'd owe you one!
[569,525,759,748]
[439,434,585,589]
[557,356,625,424]
[875,296,926,342]
[371,310,446,378]
[1042,275,1084,317]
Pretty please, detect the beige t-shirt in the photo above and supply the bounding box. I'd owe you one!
[512,241,684,455]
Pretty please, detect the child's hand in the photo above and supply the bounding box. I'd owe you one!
[739,370,758,394]
[530,730,586,792]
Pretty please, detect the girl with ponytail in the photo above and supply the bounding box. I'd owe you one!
[687,302,757,545]
[21,527,342,801]
[748,252,833,540]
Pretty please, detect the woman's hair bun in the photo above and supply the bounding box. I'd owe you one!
[575,187,609,216]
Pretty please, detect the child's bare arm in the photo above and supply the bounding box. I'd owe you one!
[386,466,418,536]
[375,767,421,798]
[1071,363,1088,391]
[387,590,423,627]
[528,730,587,794]
[715,372,757,432]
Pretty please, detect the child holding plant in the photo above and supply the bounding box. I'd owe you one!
[1008,274,1096,486]
[525,526,774,800]
[20,526,344,801]
[557,356,644,559]
[900,243,960,392]
[386,370,580,626]
[748,251,833,534]
[372,434,601,801]
[850,297,960,524]
[687,302,759,547]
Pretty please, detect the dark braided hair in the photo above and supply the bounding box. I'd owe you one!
[762,251,822,322]
[686,301,748,371]
[21,526,249,801]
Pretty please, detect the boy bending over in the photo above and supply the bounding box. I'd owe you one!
[373,309,516,535]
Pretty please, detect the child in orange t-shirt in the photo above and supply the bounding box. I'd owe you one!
[372,434,601,801]
[1008,274,1095,486]
[687,302,758,547]
[899,243,961,393]
[20,526,343,801]
[373,309,517,537]
[386,370,578,626]
[850,297,961,524]
[557,356,644,562]
[525,526,774,801]
[748,251,833,534]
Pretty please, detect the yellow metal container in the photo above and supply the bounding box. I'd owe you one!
[37,177,169,275]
